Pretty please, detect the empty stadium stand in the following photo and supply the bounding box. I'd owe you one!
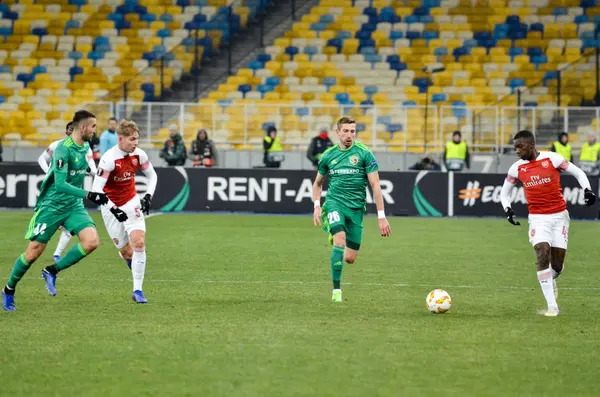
[160,0,600,152]
[3,0,600,153]
[0,0,257,146]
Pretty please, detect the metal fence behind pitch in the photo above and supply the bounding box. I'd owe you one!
[15,101,600,152]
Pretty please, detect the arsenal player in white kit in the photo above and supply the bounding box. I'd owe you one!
[500,130,596,317]
[92,120,158,303]
[38,121,97,263]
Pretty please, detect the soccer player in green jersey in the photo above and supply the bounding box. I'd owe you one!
[312,117,391,302]
[2,110,110,312]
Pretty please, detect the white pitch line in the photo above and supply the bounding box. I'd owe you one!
[145,212,164,219]
[6,276,600,291]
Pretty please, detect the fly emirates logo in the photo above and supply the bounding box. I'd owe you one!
[523,174,552,188]
[460,180,589,207]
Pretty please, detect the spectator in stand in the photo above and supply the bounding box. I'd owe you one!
[306,126,334,169]
[409,156,441,171]
[159,124,187,166]
[99,117,118,156]
[189,128,217,167]
[263,126,284,168]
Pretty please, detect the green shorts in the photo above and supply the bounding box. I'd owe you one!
[24,207,95,244]
[322,202,364,250]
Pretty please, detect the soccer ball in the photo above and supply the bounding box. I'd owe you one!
[425,289,452,314]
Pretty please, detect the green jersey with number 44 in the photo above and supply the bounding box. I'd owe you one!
[36,136,90,213]
[318,141,379,209]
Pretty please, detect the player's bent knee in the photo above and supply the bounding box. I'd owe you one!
[79,227,100,253]
[129,230,145,251]
[82,238,100,253]
[25,241,46,263]
[333,231,346,247]
[534,243,551,268]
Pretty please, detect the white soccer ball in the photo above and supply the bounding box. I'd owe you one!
[426,289,452,314]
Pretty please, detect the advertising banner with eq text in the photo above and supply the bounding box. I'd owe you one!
[453,173,600,219]
[0,163,598,219]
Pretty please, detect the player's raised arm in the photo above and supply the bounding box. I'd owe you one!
[500,164,520,226]
[552,153,597,206]
[139,150,157,215]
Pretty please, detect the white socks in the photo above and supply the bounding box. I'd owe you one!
[537,268,558,309]
[132,249,146,292]
[54,230,72,257]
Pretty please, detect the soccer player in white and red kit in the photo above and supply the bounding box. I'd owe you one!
[500,130,596,317]
[38,121,97,263]
[92,120,157,303]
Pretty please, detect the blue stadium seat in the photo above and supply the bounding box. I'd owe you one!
[238,84,252,95]
[265,76,280,86]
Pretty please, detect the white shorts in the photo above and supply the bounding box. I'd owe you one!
[101,195,146,249]
[528,210,570,249]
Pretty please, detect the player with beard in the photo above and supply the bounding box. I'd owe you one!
[2,110,109,311]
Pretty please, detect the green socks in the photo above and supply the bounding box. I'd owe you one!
[331,245,344,289]
[6,244,88,290]
[46,243,87,275]
[7,254,32,289]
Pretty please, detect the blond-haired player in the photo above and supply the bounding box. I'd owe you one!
[92,120,157,303]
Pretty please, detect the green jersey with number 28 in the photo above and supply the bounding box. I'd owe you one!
[317,141,379,210]
[36,136,90,213]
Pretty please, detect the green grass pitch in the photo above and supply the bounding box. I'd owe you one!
[0,211,599,396]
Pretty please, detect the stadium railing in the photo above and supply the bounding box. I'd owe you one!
[109,102,600,152]
[6,101,600,153]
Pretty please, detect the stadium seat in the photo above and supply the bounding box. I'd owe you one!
[181,0,597,149]
[2,0,262,143]
[7,0,595,150]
